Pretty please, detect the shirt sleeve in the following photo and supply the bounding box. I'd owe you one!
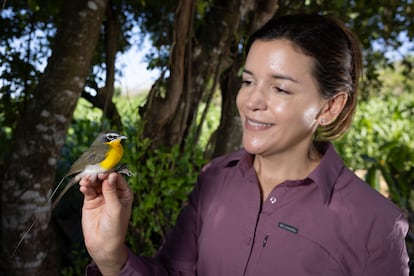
[85,248,169,276]
[85,179,202,275]
[363,213,410,276]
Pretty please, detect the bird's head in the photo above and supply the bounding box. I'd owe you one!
[94,130,127,145]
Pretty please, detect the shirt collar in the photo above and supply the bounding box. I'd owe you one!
[307,142,344,204]
[225,142,344,205]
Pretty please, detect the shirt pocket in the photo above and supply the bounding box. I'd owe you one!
[255,228,347,276]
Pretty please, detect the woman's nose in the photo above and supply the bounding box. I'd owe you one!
[246,87,267,111]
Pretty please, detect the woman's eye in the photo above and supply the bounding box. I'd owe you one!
[240,79,253,86]
[275,87,290,94]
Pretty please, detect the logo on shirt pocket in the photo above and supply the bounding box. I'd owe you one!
[278,222,298,234]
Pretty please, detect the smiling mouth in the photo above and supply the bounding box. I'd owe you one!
[246,118,274,128]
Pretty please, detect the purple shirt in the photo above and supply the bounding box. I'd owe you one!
[87,143,409,275]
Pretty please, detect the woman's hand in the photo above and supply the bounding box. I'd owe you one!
[79,172,133,275]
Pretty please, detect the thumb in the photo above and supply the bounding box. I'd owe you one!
[101,173,121,205]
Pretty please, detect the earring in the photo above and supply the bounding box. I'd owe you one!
[320,118,327,125]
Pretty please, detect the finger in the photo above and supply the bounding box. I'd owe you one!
[101,173,122,206]
[79,176,97,201]
[79,184,97,200]
[98,173,109,181]
[79,175,91,187]
[108,173,133,202]
[109,173,128,191]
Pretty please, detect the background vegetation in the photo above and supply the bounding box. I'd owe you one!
[0,0,413,275]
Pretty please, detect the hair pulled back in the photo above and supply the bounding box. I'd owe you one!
[246,13,363,140]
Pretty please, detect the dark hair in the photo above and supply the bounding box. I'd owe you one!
[246,13,363,140]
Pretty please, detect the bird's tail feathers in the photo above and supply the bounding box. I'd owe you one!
[48,176,67,202]
[10,217,39,258]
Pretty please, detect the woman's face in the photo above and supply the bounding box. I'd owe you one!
[237,39,327,158]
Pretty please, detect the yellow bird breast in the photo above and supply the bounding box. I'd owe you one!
[99,139,124,170]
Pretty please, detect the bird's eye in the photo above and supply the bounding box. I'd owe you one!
[106,133,118,140]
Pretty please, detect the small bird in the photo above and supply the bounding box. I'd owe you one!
[11,130,130,257]
[50,130,128,208]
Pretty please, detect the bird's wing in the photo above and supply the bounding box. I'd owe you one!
[65,143,108,176]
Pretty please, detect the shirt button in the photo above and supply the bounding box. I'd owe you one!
[269,197,277,204]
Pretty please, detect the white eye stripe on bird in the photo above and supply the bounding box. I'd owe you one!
[106,133,120,140]
[106,132,127,142]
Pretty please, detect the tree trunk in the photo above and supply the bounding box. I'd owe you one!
[142,0,193,147]
[101,1,123,130]
[142,0,245,149]
[212,57,245,157]
[212,0,280,157]
[0,0,108,275]
[176,0,243,150]
[82,2,123,130]
[141,0,279,154]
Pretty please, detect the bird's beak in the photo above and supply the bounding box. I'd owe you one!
[119,135,127,140]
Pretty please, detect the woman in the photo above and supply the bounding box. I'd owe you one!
[81,13,409,275]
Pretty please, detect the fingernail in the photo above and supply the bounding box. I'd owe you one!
[108,173,117,185]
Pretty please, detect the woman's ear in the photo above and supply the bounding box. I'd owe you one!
[317,92,348,125]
